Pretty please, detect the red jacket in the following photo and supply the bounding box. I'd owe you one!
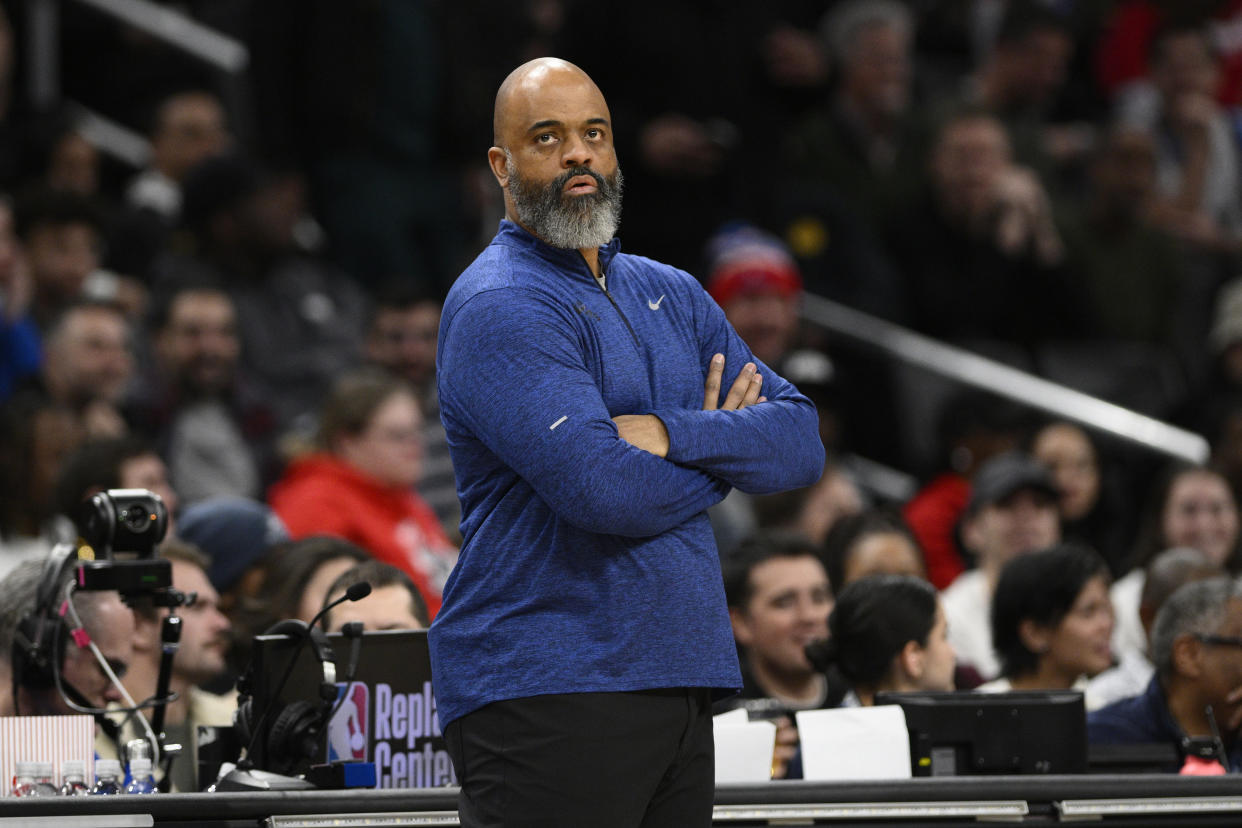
[268,453,457,618]
[902,473,971,591]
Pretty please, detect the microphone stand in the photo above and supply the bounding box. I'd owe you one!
[150,614,181,737]
[151,612,182,792]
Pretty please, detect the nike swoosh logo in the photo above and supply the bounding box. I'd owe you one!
[648,295,665,310]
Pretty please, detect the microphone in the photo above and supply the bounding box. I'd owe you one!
[310,581,373,632]
[239,582,374,769]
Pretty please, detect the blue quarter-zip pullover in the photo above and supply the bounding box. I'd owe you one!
[430,220,824,726]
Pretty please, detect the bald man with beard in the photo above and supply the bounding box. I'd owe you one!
[430,58,823,827]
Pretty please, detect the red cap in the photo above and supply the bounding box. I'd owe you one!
[705,224,803,307]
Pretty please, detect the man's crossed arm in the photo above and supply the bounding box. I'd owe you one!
[613,353,766,458]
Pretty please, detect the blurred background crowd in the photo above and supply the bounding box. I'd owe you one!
[6,0,1242,783]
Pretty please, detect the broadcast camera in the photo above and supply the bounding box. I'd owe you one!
[74,488,175,603]
[14,488,182,709]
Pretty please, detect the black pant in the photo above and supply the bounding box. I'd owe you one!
[445,688,715,828]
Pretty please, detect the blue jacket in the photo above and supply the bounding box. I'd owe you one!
[1088,675,1242,772]
[0,316,40,400]
[429,221,824,726]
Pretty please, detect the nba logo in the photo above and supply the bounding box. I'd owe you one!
[326,682,369,762]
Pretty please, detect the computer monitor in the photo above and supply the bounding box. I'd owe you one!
[873,690,1087,776]
[244,629,454,787]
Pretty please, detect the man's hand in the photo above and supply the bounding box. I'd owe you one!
[613,354,765,456]
[992,166,1063,265]
[771,715,800,779]
[703,353,765,410]
[613,414,670,457]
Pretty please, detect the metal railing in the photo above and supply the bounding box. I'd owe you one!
[800,293,1211,465]
[73,0,247,72]
[24,0,250,162]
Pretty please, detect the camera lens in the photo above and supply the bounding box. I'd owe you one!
[123,505,150,533]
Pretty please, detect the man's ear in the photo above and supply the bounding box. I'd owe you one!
[729,607,754,648]
[487,146,510,188]
[1172,633,1203,680]
[131,614,161,654]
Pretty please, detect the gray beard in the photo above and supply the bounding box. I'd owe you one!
[506,154,624,250]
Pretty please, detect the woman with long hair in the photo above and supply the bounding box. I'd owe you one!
[1111,464,1241,664]
[807,574,956,707]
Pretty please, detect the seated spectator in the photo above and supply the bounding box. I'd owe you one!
[1057,127,1183,346]
[22,109,100,197]
[155,153,367,431]
[703,224,803,369]
[1112,464,1242,668]
[903,390,1026,590]
[941,451,1061,680]
[981,543,1114,692]
[268,371,457,617]
[1088,576,1242,772]
[126,283,279,505]
[0,394,85,569]
[786,0,923,234]
[37,301,133,438]
[719,532,833,778]
[121,540,233,792]
[321,559,430,633]
[1119,23,1242,252]
[175,496,289,604]
[14,189,135,328]
[821,509,926,597]
[965,4,1079,179]
[808,574,956,706]
[1030,421,1131,576]
[225,536,368,679]
[1088,547,1225,711]
[0,556,136,760]
[884,108,1086,345]
[125,90,229,223]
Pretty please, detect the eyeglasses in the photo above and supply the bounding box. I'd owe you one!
[1194,634,1242,649]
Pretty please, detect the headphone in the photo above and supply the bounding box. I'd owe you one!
[12,544,81,691]
[234,619,339,775]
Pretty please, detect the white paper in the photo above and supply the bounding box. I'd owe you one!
[795,705,912,781]
[713,719,776,783]
[712,708,749,726]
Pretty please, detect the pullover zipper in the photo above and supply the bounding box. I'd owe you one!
[592,263,641,349]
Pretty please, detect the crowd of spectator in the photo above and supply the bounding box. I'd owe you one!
[7,0,1242,785]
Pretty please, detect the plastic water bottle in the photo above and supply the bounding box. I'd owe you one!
[12,762,58,797]
[124,758,155,795]
[90,759,124,795]
[30,763,57,796]
[11,761,37,797]
[59,760,89,796]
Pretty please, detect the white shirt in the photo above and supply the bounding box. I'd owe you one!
[1110,569,1147,667]
[1086,651,1153,712]
[941,569,999,680]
